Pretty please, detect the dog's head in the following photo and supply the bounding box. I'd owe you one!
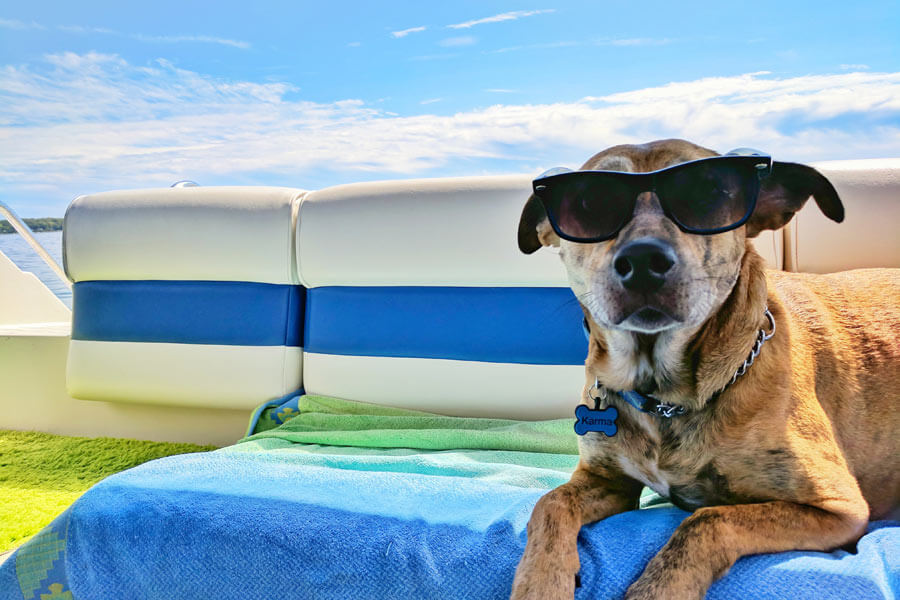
[518,139,843,335]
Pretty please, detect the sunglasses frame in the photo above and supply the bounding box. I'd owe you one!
[532,154,773,243]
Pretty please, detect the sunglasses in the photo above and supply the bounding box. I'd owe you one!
[532,152,773,243]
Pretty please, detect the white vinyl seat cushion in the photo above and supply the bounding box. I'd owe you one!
[64,186,306,409]
[65,186,304,284]
[790,160,900,273]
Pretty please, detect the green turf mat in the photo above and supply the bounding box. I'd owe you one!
[0,430,216,553]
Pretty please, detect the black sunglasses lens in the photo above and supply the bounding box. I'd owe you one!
[541,175,633,240]
[534,156,767,241]
[658,161,757,231]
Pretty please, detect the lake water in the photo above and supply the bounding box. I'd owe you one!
[0,230,72,307]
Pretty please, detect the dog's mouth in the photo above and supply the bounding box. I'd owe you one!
[616,306,680,334]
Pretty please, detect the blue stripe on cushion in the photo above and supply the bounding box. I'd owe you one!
[72,281,305,346]
[305,286,587,365]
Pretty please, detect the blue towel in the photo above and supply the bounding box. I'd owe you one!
[2,443,897,599]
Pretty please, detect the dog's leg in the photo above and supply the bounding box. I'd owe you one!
[510,465,641,600]
[625,498,870,600]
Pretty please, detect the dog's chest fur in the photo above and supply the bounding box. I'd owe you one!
[579,409,755,511]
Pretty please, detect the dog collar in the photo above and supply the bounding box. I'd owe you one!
[587,380,687,418]
[581,307,776,418]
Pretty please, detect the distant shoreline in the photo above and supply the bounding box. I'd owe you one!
[0,218,63,234]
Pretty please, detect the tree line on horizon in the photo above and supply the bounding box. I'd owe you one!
[0,218,63,234]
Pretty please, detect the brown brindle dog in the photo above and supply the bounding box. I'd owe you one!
[510,139,900,599]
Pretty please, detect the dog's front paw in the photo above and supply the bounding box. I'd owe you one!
[509,562,576,600]
[625,580,684,600]
[625,560,708,600]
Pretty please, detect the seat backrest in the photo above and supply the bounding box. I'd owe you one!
[295,176,782,419]
[64,186,305,410]
[787,160,900,273]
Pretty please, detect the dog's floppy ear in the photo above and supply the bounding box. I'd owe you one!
[518,193,560,254]
[745,161,844,237]
[519,168,572,254]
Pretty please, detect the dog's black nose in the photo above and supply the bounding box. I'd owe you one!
[613,238,677,292]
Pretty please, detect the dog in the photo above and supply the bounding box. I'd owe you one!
[510,139,899,599]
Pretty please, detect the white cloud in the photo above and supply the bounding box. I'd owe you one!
[420,98,443,105]
[391,26,426,38]
[840,63,870,71]
[57,24,116,35]
[408,53,459,62]
[487,40,578,54]
[597,37,672,47]
[1,53,899,214]
[447,9,555,29]
[0,17,249,48]
[0,18,43,29]
[132,34,250,49]
[482,37,672,54]
[438,36,476,47]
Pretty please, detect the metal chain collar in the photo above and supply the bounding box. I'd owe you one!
[723,307,776,390]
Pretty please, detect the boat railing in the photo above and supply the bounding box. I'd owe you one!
[0,200,72,290]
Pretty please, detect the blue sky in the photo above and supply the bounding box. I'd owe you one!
[2,1,899,215]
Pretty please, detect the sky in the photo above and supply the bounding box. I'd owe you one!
[1,1,899,216]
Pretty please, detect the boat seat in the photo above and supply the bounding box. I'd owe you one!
[788,160,900,272]
[63,186,306,410]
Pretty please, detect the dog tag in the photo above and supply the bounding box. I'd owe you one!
[574,405,618,437]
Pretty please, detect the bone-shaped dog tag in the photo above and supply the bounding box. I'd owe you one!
[574,405,618,437]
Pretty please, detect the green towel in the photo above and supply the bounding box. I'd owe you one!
[242,394,579,455]
[238,394,667,506]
